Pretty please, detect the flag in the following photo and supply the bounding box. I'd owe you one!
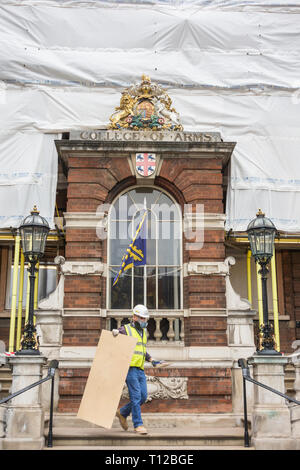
[113,210,147,286]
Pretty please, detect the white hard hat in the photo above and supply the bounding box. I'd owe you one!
[133,304,149,319]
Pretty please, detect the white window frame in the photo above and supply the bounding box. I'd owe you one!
[107,185,183,311]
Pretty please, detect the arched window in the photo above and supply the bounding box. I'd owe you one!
[107,187,182,310]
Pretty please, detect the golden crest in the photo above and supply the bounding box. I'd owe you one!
[108,75,183,131]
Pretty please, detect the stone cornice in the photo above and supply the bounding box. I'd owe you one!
[64,212,106,228]
[56,131,236,172]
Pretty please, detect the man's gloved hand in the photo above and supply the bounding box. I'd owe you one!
[112,329,119,336]
[151,359,173,368]
[151,360,161,367]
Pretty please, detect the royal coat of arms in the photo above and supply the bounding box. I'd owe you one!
[108,75,183,131]
[136,153,156,177]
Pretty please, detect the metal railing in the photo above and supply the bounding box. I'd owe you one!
[0,359,58,448]
[238,358,300,448]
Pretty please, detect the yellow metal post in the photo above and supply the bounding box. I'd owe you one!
[25,267,30,324]
[9,234,21,352]
[256,261,264,327]
[247,250,252,305]
[271,251,280,352]
[16,249,25,351]
[33,262,39,325]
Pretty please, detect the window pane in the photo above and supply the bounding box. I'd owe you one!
[113,193,132,220]
[109,230,131,266]
[134,267,144,306]
[110,268,131,309]
[129,188,161,210]
[146,212,156,265]
[7,265,57,308]
[152,192,180,220]
[158,221,181,265]
[147,267,156,309]
[158,267,181,309]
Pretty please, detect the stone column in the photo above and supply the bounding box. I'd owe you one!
[248,355,295,450]
[3,355,47,450]
[225,256,256,422]
[289,345,300,449]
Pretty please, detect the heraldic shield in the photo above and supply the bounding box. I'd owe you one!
[135,153,156,177]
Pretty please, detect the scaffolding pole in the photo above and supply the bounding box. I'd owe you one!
[16,249,25,351]
[271,251,280,352]
[256,261,264,328]
[247,249,252,305]
[9,234,20,352]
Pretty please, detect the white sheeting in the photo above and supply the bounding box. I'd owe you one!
[0,132,58,229]
[1,0,300,231]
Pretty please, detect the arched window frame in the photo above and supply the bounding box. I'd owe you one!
[106,185,183,311]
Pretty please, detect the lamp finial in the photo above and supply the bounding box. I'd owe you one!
[31,205,39,214]
[256,208,265,217]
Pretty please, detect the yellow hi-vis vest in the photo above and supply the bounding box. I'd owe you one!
[124,323,147,370]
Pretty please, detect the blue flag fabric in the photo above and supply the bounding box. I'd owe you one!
[113,211,147,286]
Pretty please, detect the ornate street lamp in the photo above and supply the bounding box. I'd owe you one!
[247,209,281,355]
[16,206,50,355]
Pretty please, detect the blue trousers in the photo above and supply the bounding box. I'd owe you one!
[120,367,147,428]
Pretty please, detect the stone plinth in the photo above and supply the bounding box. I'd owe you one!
[248,354,296,450]
[289,352,300,449]
[3,355,47,450]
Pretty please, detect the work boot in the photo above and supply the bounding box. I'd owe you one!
[116,410,128,431]
[134,425,148,435]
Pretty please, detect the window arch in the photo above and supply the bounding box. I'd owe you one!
[107,186,182,310]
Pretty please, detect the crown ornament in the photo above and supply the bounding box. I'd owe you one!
[108,75,183,131]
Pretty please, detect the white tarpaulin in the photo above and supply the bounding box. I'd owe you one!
[1,0,300,231]
[0,132,58,229]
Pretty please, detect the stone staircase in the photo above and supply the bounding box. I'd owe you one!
[1,362,296,450]
[285,362,296,399]
[43,413,253,450]
[0,365,12,400]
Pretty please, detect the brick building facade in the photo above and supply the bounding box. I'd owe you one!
[53,129,242,414]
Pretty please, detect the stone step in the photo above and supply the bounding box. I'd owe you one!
[44,426,247,448]
[0,366,12,399]
[47,412,241,430]
[45,445,254,450]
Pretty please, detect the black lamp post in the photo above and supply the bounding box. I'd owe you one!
[16,206,50,355]
[247,209,281,355]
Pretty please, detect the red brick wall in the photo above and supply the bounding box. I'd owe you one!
[58,367,232,414]
[159,157,224,213]
[59,151,231,413]
[185,316,227,347]
[279,250,298,353]
[62,317,106,346]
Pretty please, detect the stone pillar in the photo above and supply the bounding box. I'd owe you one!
[225,256,256,422]
[289,346,300,448]
[3,355,47,450]
[248,355,295,450]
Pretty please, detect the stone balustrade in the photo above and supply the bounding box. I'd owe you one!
[106,312,184,343]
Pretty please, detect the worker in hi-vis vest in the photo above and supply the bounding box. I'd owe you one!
[112,304,161,435]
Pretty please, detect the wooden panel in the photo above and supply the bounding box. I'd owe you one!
[77,329,137,429]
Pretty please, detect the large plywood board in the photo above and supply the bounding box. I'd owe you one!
[77,329,137,429]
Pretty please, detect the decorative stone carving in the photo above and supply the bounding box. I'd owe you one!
[183,212,226,231]
[108,74,183,131]
[186,261,230,277]
[36,256,64,359]
[122,376,188,402]
[61,261,104,276]
[225,257,252,311]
